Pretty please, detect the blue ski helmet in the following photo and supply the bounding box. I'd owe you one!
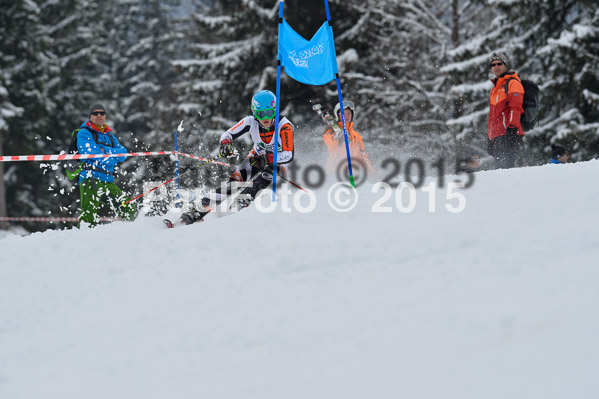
[251,90,276,120]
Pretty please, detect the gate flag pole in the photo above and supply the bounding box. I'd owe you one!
[323,0,354,187]
[173,128,181,207]
[271,0,285,202]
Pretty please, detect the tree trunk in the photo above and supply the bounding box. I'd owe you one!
[451,0,465,120]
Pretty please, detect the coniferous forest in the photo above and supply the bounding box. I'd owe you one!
[1,0,598,231]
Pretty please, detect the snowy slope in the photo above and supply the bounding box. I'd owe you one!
[1,160,598,399]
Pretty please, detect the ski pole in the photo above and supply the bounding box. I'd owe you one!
[123,176,177,205]
[123,155,230,205]
[278,174,307,192]
[173,128,181,207]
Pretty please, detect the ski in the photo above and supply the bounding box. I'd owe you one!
[163,218,177,229]
[312,103,335,128]
[163,173,263,229]
[163,211,211,229]
[163,217,191,229]
[312,103,342,139]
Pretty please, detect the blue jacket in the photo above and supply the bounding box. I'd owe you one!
[549,158,563,164]
[77,120,127,183]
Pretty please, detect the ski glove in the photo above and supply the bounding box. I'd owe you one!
[250,155,266,169]
[505,126,523,149]
[219,139,235,158]
[250,152,274,169]
[266,152,274,165]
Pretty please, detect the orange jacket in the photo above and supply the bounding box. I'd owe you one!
[323,121,376,177]
[488,71,525,140]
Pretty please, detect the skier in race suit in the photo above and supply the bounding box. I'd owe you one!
[180,90,294,224]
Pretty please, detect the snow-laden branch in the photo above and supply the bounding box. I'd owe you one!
[441,53,490,73]
[172,34,264,68]
[450,81,493,95]
[446,108,487,127]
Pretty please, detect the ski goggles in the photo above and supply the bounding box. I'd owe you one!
[342,101,355,110]
[254,108,276,120]
[335,101,355,116]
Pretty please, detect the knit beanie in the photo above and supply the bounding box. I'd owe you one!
[489,52,509,69]
[551,144,568,159]
[88,103,106,117]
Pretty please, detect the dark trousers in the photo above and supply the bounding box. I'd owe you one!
[200,165,274,209]
[488,132,523,169]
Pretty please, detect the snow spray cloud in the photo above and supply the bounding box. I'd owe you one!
[139,174,470,216]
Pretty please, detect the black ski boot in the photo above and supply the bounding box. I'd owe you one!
[180,208,208,225]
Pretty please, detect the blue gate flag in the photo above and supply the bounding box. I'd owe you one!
[278,20,336,86]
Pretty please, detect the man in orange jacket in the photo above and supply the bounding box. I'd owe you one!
[487,52,525,169]
[323,101,376,180]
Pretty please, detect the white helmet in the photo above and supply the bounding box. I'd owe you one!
[334,100,355,121]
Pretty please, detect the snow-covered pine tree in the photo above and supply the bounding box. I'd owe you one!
[38,0,188,220]
[440,0,499,164]
[173,1,275,144]
[0,23,25,227]
[42,0,118,136]
[516,1,599,162]
[444,0,599,165]
[323,0,471,167]
[0,0,57,230]
[110,0,183,193]
[171,0,281,188]
[29,0,126,224]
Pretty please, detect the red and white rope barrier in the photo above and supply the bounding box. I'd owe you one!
[176,152,232,167]
[0,151,233,224]
[0,216,120,223]
[0,150,233,167]
[0,151,176,163]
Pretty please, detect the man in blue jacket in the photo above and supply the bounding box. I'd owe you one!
[76,103,137,227]
[549,144,569,164]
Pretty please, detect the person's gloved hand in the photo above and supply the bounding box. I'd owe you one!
[250,154,266,169]
[265,152,274,165]
[506,125,518,135]
[505,125,523,148]
[250,152,274,169]
[219,139,235,158]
